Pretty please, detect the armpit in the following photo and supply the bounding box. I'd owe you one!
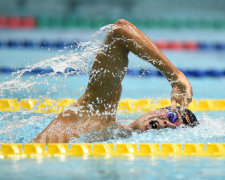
[69,123,133,143]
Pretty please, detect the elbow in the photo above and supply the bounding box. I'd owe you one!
[115,19,129,26]
[112,19,130,36]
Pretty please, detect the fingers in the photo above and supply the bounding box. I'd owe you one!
[171,90,193,113]
[180,100,185,115]
[187,96,192,104]
[180,95,193,114]
[171,99,177,112]
[171,96,190,115]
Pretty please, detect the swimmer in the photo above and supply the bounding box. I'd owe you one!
[32,19,198,143]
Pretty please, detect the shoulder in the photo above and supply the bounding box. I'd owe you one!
[75,122,133,143]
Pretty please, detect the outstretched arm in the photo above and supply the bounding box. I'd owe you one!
[113,19,192,113]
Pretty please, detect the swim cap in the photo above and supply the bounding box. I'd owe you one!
[179,108,199,127]
[162,106,199,127]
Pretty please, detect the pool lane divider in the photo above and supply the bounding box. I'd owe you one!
[1,67,225,78]
[1,16,225,29]
[0,17,36,29]
[0,143,224,159]
[1,39,225,51]
[0,99,225,114]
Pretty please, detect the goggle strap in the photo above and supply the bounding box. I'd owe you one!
[184,113,191,124]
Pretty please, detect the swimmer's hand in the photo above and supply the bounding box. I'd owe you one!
[170,73,193,114]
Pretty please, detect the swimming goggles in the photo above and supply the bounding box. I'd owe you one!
[167,109,178,123]
[149,109,180,129]
[149,120,159,129]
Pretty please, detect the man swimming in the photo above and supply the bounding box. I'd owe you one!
[32,19,198,143]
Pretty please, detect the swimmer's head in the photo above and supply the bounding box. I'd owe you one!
[175,106,199,127]
[128,106,199,131]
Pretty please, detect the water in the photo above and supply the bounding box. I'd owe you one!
[0,110,224,144]
[0,24,112,99]
[0,157,224,180]
[0,25,225,179]
[0,25,225,143]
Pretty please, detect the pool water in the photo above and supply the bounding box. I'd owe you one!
[0,71,225,144]
[0,157,225,180]
[0,27,225,179]
[0,73,225,144]
[1,75,225,99]
[0,110,225,144]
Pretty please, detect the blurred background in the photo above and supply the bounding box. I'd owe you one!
[0,0,225,100]
[1,0,225,21]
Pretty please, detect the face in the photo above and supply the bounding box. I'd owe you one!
[129,109,183,131]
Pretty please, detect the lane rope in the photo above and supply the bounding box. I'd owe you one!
[0,67,224,78]
[0,143,224,158]
[0,99,225,114]
[1,39,225,51]
[1,16,225,29]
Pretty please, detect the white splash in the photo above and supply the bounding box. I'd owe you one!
[0,24,113,143]
[112,113,225,144]
[0,24,113,98]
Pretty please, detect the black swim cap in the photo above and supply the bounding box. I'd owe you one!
[162,106,199,127]
[178,108,199,127]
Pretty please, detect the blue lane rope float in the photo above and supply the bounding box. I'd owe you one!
[1,40,79,49]
[0,67,225,78]
[1,39,225,51]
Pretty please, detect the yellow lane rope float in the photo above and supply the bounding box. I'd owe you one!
[0,99,225,114]
[0,143,224,159]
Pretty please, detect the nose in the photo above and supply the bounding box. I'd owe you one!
[163,120,167,128]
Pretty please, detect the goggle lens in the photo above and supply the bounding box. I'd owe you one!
[149,120,159,129]
[167,110,178,123]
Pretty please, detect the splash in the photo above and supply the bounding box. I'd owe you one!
[0,24,113,99]
[107,113,225,144]
[0,24,113,143]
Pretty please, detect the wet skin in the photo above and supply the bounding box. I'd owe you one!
[128,109,184,132]
[32,19,192,143]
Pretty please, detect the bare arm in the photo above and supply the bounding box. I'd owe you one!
[113,20,193,112]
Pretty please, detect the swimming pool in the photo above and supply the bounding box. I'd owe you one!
[0,27,225,179]
[0,156,224,180]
